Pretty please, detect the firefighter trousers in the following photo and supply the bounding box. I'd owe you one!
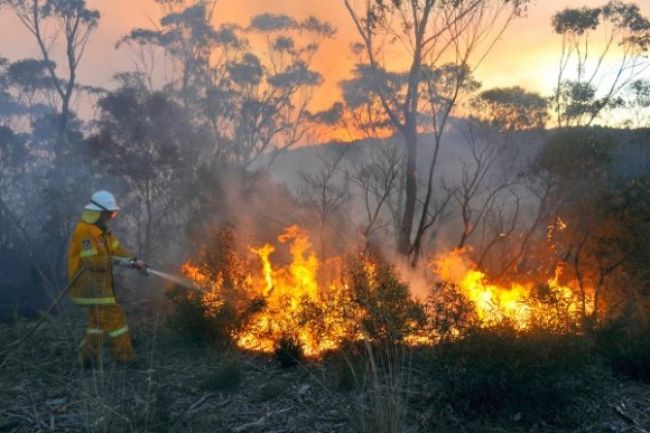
[79,304,134,364]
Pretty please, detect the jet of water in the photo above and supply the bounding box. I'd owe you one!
[147,268,208,292]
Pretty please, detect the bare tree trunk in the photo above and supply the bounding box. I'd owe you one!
[399,129,418,255]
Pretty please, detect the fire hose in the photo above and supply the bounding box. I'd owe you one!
[0,260,204,368]
[112,258,204,292]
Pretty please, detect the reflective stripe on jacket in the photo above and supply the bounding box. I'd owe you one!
[68,212,132,305]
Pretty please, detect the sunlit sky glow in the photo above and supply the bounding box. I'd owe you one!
[0,0,648,133]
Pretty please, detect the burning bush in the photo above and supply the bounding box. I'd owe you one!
[170,213,648,364]
[344,248,426,345]
[168,227,264,346]
[172,223,608,359]
[175,225,431,357]
[176,225,355,356]
[426,281,479,342]
[431,248,589,333]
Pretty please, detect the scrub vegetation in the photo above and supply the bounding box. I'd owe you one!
[1,0,650,432]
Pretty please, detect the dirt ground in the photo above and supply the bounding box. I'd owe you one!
[1,300,650,433]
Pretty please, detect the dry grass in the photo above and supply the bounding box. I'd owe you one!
[351,341,411,433]
[2,304,650,433]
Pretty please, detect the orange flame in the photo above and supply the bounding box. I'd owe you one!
[181,226,595,357]
[432,248,588,329]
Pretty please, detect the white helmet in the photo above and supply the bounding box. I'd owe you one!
[85,190,120,212]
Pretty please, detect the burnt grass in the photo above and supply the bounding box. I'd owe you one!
[2,308,650,433]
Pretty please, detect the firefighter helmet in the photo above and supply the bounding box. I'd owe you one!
[85,190,120,212]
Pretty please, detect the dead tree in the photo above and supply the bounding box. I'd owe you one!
[453,119,518,250]
[350,141,403,241]
[297,147,351,259]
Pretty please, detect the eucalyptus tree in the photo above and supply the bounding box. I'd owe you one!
[343,0,530,264]
[625,79,650,127]
[472,86,549,132]
[0,0,100,154]
[551,1,650,127]
[120,1,336,168]
[88,83,208,261]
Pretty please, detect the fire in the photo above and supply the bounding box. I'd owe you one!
[432,248,588,329]
[180,226,594,358]
[183,225,353,357]
[241,226,326,355]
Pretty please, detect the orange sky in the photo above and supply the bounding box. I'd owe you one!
[0,0,648,116]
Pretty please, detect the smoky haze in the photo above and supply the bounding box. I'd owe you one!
[0,0,649,322]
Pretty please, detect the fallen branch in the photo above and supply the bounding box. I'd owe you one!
[613,403,649,433]
[232,416,267,433]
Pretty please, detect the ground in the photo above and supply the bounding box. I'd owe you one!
[1,302,650,433]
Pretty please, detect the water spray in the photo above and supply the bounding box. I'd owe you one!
[112,256,208,293]
[146,268,206,292]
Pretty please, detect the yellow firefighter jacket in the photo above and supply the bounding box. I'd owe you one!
[68,210,132,305]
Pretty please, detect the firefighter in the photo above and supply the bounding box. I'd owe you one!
[67,190,146,367]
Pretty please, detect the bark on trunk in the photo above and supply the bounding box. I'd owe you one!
[398,127,418,255]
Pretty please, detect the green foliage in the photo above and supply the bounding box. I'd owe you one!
[90,86,204,180]
[553,7,601,35]
[336,359,361,392]
[88,84,208,261]
[345,250,426,344]
[616,176,650,290]
[118,2,333,168]
[426,281,478,342]
[551,3,650,126]
[333,348,368,392]
[431,326,596,424]
[167,227,264,347]
[472,86,548,131]
[529,130,649,325]
[536,127,614,181]
[351,342,410,433]
[167,286,239,346]
[596,317,650,382]
[0,126,27,170]
[628,79,650,108]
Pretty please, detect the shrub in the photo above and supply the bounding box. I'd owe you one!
[426,281,478,342]
[167,286,237,345]
[595,317,650,382]
[167,227,265,346]
[430,326,596,424]
[344,248,426,344]
[275,334,303,367]
[336,358,360,392]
